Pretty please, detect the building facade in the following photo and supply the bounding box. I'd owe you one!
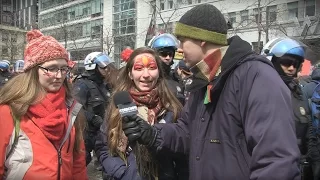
[102,0,319,65]
[39,0,103,69]
[148,0,319,54]
[14,0,39,30]
[103,0,138,67]
[0,0,37,62]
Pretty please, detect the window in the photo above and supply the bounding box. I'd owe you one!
[160,0,165,10]
[69,11,75,20]
[2,0,11,5]
[228,12,236,26]
[114,5,120,12]
[127,26,135,33]
[83,7,90,16]
[198,0,201,3]
[2,5,12,12]
[253,8,262,23]
[113,0,136,36]
[252,41,263,53]
[168,0,173,9]
[267,5,277,22]
[187,0,192,5]
[2,15,12,24]
[305,0,316,17]
[240,10,248,25]
[287,2,298,19]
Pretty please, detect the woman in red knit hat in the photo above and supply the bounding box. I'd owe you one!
[0,29,88,180]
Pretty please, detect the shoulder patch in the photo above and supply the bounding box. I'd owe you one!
[300,107,306,116]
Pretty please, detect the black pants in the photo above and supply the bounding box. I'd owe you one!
[85,132,97,166]
[301,161,314,180]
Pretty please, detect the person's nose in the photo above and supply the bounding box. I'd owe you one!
[287,65,295,71]
[55,70,63,78]
[142,69,150,78]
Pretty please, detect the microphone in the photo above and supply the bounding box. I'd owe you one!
[113,91,138,117]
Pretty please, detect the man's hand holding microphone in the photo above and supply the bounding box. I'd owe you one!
[114,91,157,147]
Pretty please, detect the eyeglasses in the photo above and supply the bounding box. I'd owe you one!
[278,59,300,68]
[39,66,70,76]
[158,51,175,57]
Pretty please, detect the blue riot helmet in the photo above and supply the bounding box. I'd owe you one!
[149,33,179,50]
[14,60,24,73]
[0,60,10,70]
[261,38,305,60]
[262,38,305,79]
[84,52,115,71]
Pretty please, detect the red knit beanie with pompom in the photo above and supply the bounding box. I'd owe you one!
[23,29,69,71]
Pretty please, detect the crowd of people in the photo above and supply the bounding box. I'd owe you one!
[0,3,320,180]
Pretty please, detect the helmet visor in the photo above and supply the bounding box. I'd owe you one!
[93,54,115,69]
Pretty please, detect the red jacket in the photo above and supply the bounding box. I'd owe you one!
[0,102,88,180]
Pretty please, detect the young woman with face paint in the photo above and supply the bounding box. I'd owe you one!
[95,47,188,180]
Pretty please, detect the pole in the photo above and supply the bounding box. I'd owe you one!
[257,0,261,52]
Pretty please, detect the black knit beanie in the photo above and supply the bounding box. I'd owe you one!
[174,4,228,45]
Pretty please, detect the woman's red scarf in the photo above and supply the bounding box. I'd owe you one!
[129,87,163,125]
[27,87,68,148]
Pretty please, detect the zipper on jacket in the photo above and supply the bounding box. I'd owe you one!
[57,149,62,180]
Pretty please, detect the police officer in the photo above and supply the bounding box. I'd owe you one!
[149,33,185,104]
[175,60,193,102]
[73,52,115,166]
[0,60,12,88]
[262,38,314,180]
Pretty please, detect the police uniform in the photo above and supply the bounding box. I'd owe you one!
[0,71,12,88]
[73,73,111,165]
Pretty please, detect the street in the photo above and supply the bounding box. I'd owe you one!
[87,160,103,180]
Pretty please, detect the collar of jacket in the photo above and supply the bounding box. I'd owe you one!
[187,36,253,93]
[209,36,274,110]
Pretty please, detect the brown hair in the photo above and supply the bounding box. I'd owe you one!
[101,63,119,88]
[107,47,183,155]
[0,67,85,152]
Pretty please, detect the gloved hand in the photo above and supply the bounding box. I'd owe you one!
[92,115,104,128]
[135,115,157,147]
[122,114,157,147]
[122,115,141,142]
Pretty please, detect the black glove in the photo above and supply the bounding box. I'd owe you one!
[122,115,141,142]
[122,114,157,147]
[92,115,103,128]
[135,115,157,147]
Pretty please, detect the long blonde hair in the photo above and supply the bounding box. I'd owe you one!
[0,67,85,151]
[107,47,183,155]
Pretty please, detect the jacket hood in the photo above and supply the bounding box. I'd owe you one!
[311,68,320,80]
[210,36,272,110]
